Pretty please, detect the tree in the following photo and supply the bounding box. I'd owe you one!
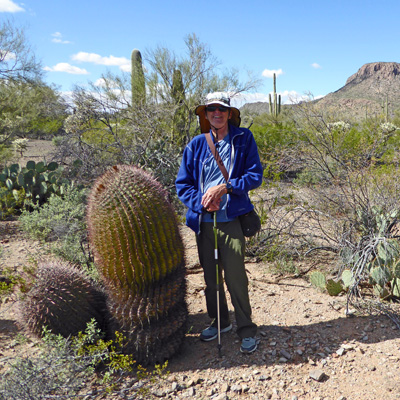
[0,80,68,140]
[145,33,261,146]
[57,34,261,198]
[0,20,43,83]
[58,73,179,190]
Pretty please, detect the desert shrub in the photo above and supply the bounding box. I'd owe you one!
[252,119,300,180]
[0,187,25,220]
[0,266,21,299]
[19,184,92,267]
[0,143,14,166]
[0,320,135,400]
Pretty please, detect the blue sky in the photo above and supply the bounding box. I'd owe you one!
[1,0,399,107]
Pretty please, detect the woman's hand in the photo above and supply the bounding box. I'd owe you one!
[201,184,227,212]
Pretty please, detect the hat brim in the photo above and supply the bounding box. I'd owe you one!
[195,105,241,133]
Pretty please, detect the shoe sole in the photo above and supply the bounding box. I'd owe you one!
[240,344,258,354]
[240,338,260,354]
[200,324,232,342]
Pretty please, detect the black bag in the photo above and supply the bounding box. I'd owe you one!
[239,209,261,237]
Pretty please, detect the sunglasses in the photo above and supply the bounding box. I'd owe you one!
[205,105,229,112]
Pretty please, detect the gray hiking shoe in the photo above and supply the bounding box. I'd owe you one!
[240,337,260,354]
[200,324,232,342]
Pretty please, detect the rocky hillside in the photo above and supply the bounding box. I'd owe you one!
[315,61,400,119]
[242,62,400,120]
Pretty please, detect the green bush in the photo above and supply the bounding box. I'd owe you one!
[19,184,92,267]
[252,119,299,180]
[0,187,25,220]
[0,320,135,400]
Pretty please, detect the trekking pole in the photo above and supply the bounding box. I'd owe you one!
[213,212,222,358]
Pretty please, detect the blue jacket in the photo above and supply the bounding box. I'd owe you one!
[176,124,263,233]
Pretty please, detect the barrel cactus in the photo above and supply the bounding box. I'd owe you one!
[87,165,187,365]
[19,260,107,338]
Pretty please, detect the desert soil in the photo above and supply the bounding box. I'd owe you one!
[1,139,400,400]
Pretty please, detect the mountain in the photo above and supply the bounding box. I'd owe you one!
[241,62,400,120]
[314,62,400,119]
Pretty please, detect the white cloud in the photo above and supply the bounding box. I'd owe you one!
[120,64,132,72]
[1,50,16,60]
[0,0,24,12]
[44,63,89,75]
[262,68,283,78]
[72,52,130,70]
[280,90,304,104]
[51,32,72,44]
[231,92,269,108]
[311,63,322,69]
[94,78,106,87]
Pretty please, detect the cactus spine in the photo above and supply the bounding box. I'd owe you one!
[131,49,146,108]
[87,165,187,365]
[19,260,107,338]
[269,73,281,117]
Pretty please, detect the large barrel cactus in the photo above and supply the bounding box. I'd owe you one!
[87,165,187,365]
[19,260,107,338]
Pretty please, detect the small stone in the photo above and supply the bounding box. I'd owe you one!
[152,389,166,397]
[336,347,346,356]
[309,369,326,382]
[280,349,291,359]
[242,384,250,393]
[342,344,354,350]
[231,384,242,393]
[206,387,216,396]
[221,382,229,393]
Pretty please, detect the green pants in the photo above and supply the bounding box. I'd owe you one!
[196,218,257,339]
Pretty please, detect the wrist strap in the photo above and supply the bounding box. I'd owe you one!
[205,132,229,182]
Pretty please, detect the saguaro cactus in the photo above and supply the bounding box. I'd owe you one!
[131,49,146,108]
[171,69,187,147]
[269,73,281,117]
[87,165,187,365]
[19,260,107,338]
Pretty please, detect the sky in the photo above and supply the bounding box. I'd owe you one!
[1,0,400,107]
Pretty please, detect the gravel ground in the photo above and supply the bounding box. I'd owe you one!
[1,139,400,399]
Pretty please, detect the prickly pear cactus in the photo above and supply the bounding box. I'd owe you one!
[87,165,187,365]
[19,260,107,337]
[309,271,326,291]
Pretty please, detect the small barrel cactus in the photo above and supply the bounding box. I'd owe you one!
[19,260,107,338]
[87,165,187,365]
